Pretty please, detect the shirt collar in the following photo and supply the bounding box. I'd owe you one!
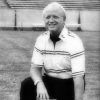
[59,26,69,40]
[47,26,68,41]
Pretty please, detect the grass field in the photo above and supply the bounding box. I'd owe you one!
[0,30,100,100]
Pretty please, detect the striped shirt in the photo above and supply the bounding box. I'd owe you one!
[31,27,85,79]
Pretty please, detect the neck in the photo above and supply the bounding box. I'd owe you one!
[50,31,60,44]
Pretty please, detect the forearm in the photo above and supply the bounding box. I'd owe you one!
[30,64,49,99]
[30,64,43,85]
[74,76,85,100]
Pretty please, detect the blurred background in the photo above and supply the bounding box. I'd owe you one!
[0,0,100,100]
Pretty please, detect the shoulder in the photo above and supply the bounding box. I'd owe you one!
[68,31,79,39]
[36,31,48,42]
[67,31,83,43]
[67,31,84,52]
[35,31,48,48]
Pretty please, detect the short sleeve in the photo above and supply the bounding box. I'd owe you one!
[70,36,85,77]
[31,35,44,67]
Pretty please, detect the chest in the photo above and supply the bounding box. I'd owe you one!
[44,39,71,53]
[42,40,71,69]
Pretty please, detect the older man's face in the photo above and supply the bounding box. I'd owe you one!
[43,9,65,33]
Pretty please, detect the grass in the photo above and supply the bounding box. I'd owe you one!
[0,30,100,100]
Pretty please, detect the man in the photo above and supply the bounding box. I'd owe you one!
[20,2,85,100]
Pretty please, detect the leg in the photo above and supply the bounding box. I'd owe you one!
[20,77,36,100]
[43,75,75,100]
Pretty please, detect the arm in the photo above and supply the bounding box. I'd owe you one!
[71,35,85,100]
[30,64,43,85]
[73,76,85,100]
[30,34,49,99]
[30,64,49,99]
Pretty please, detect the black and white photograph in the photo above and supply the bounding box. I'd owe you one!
[0,0,100,100]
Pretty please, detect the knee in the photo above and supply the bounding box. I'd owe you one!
[20,77,36,100]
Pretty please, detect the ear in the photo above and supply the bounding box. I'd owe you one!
[63,15,66,21]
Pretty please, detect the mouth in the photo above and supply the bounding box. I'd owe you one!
[46,22,58,30]
[48,24,57,28]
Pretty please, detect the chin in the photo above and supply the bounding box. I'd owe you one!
[49,28,57,32]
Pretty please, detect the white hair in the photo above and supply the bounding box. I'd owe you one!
[42,2,66,20]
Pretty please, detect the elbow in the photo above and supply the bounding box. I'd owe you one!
[30,63,36,78]
[73,76,85,90]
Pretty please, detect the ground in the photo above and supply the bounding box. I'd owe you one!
[0,30,100,100]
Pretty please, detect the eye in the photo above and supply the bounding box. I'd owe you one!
[53,15,59,19]
[46,16,51,19]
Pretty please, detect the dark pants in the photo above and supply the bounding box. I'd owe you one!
[20,75,75,100]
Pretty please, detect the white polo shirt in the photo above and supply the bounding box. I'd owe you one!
[31,27,85,79]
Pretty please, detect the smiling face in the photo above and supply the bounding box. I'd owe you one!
[43,8,66,35]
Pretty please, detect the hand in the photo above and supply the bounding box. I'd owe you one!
[36,81,49,100]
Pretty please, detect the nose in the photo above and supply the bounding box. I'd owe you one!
[49,16,54,22]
